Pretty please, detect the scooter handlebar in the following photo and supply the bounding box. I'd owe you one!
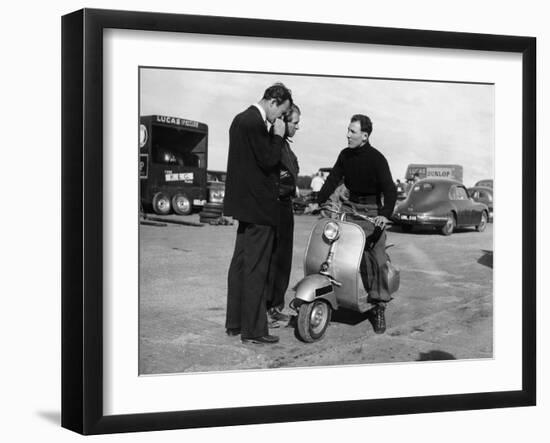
[319,202,377,224]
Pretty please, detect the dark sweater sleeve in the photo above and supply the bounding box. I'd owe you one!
[377,154,397,218]
[317,151,345,204]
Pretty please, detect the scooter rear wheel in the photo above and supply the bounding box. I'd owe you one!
[297,300,332,343]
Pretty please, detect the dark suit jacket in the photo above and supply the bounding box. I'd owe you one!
[224,106,284,226]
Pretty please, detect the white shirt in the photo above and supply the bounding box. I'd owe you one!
[311,175,325,192]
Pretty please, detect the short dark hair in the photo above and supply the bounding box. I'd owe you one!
[284,104,301,122]
[351,114,373,136]
[263,82,293,106]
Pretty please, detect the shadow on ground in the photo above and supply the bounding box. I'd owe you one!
[36,410,60,425]
[387,225,477,236]
[331,308,370,326]
[477,250,493,269]
[416,350,456,361]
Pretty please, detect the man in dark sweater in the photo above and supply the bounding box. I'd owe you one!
[312,114,397,334]
[224,83,293,345]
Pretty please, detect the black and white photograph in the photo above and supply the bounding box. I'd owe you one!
[138,68,494,375]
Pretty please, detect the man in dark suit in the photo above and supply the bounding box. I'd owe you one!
[224,83,293,345]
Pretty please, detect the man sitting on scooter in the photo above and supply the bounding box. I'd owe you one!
[309,114,397,334]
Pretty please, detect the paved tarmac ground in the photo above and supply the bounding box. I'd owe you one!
[139,214,493,375]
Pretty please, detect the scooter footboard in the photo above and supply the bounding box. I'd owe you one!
[293,274,338,311]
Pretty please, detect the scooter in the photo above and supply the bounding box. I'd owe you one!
[290,201,400,342]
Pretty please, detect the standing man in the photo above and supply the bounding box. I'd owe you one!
[310,171,325,199]
[311,114,397,334]
[224,83,293,345]
[266,104,301,326]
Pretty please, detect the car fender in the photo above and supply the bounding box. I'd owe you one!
[434,201,456,219]
[472,202,489,222]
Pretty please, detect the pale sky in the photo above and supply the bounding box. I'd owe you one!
[140,68,494,186]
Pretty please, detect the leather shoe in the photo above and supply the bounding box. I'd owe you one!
[226,328,241,336]
[241,335,280,345]
[268,308,290,322]
[371,304,386,334]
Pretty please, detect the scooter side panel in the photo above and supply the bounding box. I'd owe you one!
[303,219,369,312]
[331,221,368,311]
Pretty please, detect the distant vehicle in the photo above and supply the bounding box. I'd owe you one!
[468,186,493,220]
[392,178,489,235]
[396,181,407,200]
[474,179,493,189]
[207,170,226,183]
[139,115,211,215]
[405,164,463,183]
[206,170,226,204]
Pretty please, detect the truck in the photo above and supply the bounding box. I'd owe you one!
[405,164,463,183]
[139,115,214,215]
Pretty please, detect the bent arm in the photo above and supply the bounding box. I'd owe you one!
[316,153,344,204]
[246,119,283,171]
[377,156,397,218]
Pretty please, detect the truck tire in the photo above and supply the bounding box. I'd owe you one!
[152,192,171,215]
[199,212,219,219]
[172,193,193,215]
[203,202,224,210]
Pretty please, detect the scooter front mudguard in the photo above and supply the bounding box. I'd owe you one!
[293,274,338,311]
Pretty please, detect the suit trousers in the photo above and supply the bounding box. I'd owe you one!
[266,199,294,311]
[226,221,275,339]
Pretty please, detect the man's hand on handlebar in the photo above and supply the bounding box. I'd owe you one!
[305,202,321,215]
[308,203,320,213]
[373,215,390,229]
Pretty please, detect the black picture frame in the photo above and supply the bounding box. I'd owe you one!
[61,8,536,435]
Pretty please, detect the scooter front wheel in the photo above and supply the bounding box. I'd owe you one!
[297,300,332,343]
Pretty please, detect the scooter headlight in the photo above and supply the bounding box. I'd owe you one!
[323,221,340,242]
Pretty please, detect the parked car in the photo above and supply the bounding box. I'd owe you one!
[474,179,493,189]
[392,178,489,235]
[468,186,493,221]
[206,170,226,204]
[396,180,407,200]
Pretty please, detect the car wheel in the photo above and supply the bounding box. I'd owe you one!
[171,193,193,215]
[152,192,171,215]
[441,213,456,236]
[401,224,413,233]
[296,300,331,343]
[476,211,488,232]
